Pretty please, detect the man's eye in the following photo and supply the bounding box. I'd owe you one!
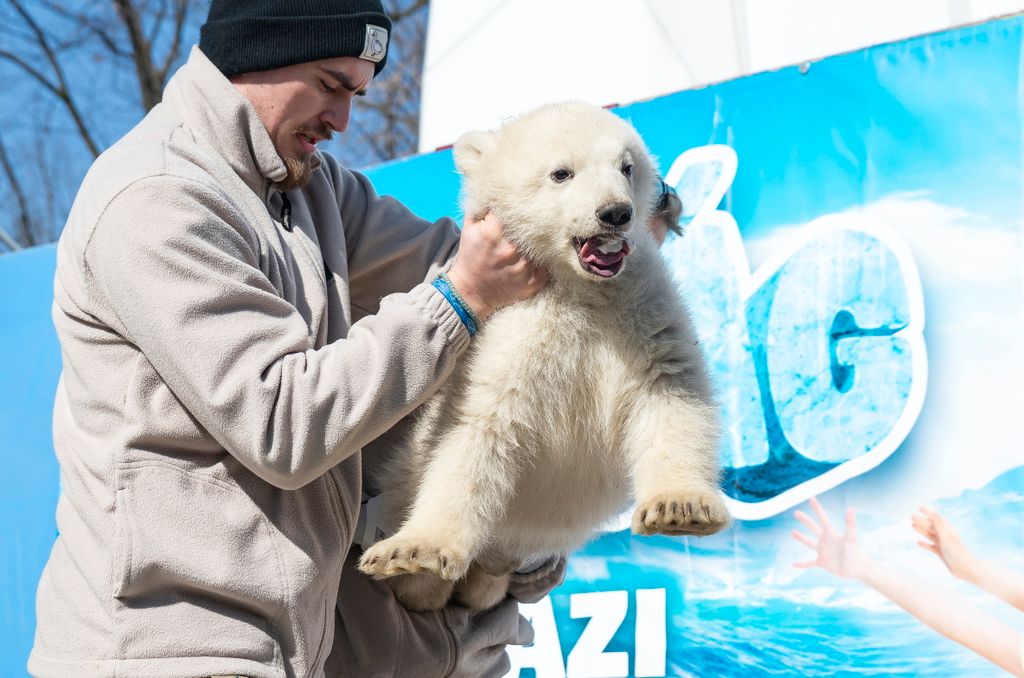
[319,80,336,94]
[551,168,573,183]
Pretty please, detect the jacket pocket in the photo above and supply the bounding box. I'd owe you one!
[112,461,286,667]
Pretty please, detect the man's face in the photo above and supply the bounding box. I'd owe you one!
[232,56,376,189]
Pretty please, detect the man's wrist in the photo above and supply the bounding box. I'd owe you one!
[432,273,481,335]
[444,268,493,320]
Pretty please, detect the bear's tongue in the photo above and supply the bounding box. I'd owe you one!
[581,238,626,266]
[579,236,629,272]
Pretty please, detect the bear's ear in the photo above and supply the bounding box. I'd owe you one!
[453,130,498,175]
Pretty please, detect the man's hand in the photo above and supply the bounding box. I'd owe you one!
[328,548,534,677]
[507,555,567,604]
[446,213,548,320]
[444,597,534,677]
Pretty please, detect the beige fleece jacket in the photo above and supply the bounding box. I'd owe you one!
[29,46,471,678]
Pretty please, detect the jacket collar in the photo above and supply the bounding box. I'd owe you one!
[163,46,288,196]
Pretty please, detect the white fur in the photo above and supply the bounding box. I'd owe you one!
[359,102,728,612]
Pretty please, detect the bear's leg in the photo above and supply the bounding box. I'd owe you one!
[453,563,511,612]
[626,391,730,537]
[386,572,456,612]
[358,420,522,583]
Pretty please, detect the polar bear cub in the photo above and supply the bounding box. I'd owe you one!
[359,102,728,612]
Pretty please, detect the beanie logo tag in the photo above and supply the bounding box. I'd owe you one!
[361,25,388,64]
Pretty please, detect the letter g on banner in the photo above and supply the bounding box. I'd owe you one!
[661,145,927,520]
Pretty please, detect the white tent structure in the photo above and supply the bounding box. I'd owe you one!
[418,0,1024,153]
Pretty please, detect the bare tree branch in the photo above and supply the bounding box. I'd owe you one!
[0,132,35,248]
[349,116,392,163]
[5,0,102,156]
[41,1,132,58]
[146,0,169,47]
[158,0,190,86]
[113,0,163,111]
[390,0,429,23]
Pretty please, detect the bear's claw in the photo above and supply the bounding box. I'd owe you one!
[631,491,729,537]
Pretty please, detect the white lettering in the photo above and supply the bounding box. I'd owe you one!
[634,589,667,677]
[505,596,566,677]
[566,591,629,677]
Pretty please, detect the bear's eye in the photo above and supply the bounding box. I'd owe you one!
[621,163,633,177]
[550,168,573,183]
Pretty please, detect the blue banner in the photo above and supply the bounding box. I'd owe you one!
[3,15,1023,678]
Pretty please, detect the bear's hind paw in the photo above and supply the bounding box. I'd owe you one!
[358,536,470,581]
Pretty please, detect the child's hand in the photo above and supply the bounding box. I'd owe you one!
[792,497,871,580]
[912,507,975,580]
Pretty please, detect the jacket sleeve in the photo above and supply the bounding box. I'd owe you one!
[326,160,462,317]
[84,175,470,490]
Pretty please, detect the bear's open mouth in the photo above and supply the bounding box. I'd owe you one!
[572,235,631,278]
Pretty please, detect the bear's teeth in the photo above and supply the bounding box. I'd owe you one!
[596,240,624,254]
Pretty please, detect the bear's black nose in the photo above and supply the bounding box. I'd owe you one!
[597,202,633,228]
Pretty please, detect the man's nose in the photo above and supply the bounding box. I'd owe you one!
[322,99,352,134]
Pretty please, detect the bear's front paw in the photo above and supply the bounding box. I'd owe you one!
[358,536,470,581]
[632,491,730,537]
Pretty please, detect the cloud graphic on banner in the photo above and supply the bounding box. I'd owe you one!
[662,145,927,520]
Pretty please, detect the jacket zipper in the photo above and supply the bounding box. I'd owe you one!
[306,592,332,678]
[280,193,294,231]
[271,190,330,343]
[440,607,460,677]
[308,471,350,676]
[323,468,352,539]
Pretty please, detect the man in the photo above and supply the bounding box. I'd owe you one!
[29,2,560,676]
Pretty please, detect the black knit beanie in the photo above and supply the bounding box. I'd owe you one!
[200,0,392,77]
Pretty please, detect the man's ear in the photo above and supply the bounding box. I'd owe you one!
[453,130,497,175]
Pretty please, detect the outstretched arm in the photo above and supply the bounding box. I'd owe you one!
[792,498,1024,677]
[914,506,1024,614]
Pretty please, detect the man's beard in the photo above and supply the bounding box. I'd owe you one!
[274,124,330,190]
[276,154,318,190]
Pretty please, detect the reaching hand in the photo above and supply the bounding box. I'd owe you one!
[791,497,869,580]
[912,506,975,580]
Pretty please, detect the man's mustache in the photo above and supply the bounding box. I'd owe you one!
[295,124,332,143]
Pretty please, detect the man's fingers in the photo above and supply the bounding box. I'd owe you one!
[793,510,822,537]
[496,239,520,260]
[791,529,817,550]
[467,597,527,648]
[792,560,818,569]
[845,507,857,540]
[462,211,485,232]
[516,613,535,646]
[918,541,939,556]
[529,266,550,287]
[463,211,505,243]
